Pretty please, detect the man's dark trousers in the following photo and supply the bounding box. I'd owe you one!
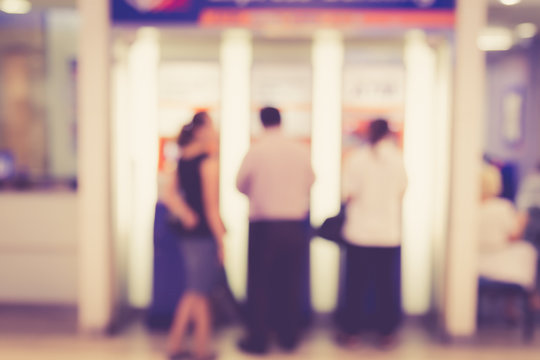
[244,219,308,349]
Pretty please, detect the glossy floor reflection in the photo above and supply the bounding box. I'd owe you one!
[1,307,539,360]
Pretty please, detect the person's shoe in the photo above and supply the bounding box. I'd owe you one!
[193,353,217,360]
[168,350,192,359]
[376,334,398,350]
[504,301,520,326]
[237,338,267,355]
[278,337,299,352]
[530,293,540,310]
[335,331,357,347]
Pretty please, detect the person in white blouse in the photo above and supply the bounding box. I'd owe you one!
[338,119,407,347]
[478,164,537,290]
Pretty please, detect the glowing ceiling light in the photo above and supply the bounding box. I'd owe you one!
[477,27,514,51]
[0,0,31,14]
[516,22,538,39]
[499,0,522,5]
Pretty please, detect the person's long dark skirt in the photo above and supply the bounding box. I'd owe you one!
[245,220,307,349]
[338,244,402,336]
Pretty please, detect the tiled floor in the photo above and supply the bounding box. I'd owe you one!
[1,308,539,360]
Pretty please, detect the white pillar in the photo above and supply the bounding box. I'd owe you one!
[111,40,131,311]
[432,39,453,314]
[77,0,114,332]
[219,29,252,300]
[445,0,487,337]
[126,28,160,308]
[310,30,344,312]
[402,30,437,315]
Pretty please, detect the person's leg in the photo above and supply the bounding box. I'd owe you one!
[338,244,368,337]
[167,293,196,355]
[240,222,271,352]
[273,221,305,350]
[192,294,213,359]
[373,247,402,338]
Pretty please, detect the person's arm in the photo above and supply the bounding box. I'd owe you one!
[164,172,198,229]
[304,147,315,189]
[341,154,357,203]
[399,157,408,200]
[307,165,315,190]
[510,212,529,242]
[201,157,227,264]
[236,151,253,196]
[516,178,532,212]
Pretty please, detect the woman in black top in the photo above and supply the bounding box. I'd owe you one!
[166,112,225,360]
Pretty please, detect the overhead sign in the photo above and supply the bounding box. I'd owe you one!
[112,0,456,24]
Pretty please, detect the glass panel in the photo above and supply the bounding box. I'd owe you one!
[0,4,78,191]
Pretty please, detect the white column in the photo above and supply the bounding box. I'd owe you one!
[445,0,487,337]
[111,40,131,310]
[126,28,160,308]
[219,29,252,300]
[432,39,453,314]
[402,30,437,315]
[77,0,114,332]
[310,30,344,312]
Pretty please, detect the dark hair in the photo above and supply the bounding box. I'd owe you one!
[177,111,209,147]
[192,111,208,128]
[260,107,281,128]
[367,118,390,146]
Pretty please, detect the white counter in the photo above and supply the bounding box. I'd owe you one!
[0,192,78,305]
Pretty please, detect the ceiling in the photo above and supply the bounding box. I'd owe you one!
[489,0,540,6]
[29,0,74,6]
[488,0,540,27]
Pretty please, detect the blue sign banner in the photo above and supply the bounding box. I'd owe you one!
[112,0,455,23]
[206,0,455,10]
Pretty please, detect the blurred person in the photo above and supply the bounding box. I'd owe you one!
[337,118,407,347]
[484,155,519,202]
[479,164,537,304]
[165,111,225,360]
[516,162,540,308]
[517,162,540,250]
[236,107,314,354]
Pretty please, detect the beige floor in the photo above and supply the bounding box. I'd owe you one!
[1,309,539,360]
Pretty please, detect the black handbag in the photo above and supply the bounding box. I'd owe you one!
[316,206,346,245]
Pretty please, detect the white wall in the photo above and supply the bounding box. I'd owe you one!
[0,192,77,304]
[77,0,115,333]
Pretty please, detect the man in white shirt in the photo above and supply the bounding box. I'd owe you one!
[236,107,314,354]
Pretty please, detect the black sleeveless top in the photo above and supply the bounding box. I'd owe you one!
[177,153,213,238]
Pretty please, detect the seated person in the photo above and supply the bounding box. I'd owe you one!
[478,165,537,291]
[516,162,540,308]
[516,162,540,251]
